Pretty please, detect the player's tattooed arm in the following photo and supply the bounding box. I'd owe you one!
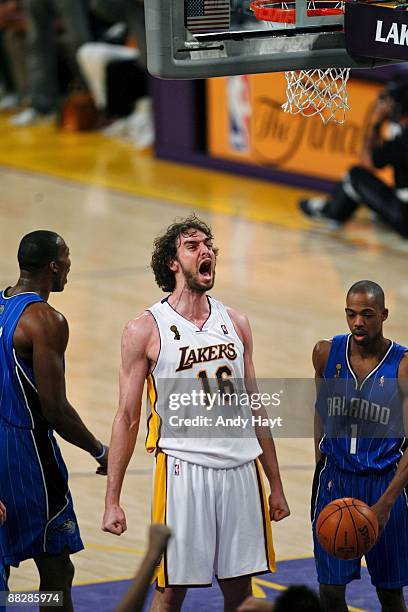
[28,302,106,460]
[371,353,408,531]
[228,307,290,522]
[312,340,331,464]
[103,312,156,536]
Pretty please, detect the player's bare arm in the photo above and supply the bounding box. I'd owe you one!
[371,353,408,531]
[228,307,290,522]
[19,302,108,471]
[312,340,331,464]
[103,312,158,536]
[0,501,6,526]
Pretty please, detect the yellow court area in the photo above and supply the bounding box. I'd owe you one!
[1,115,408,610]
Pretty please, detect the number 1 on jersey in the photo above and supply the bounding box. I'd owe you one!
[350,424,358,454]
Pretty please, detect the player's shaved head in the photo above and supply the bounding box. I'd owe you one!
[18,230,63,272]
[347,280,385,309]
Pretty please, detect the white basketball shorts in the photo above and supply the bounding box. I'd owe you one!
[152,451,275,587]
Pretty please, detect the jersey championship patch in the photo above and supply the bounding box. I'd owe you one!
[170,325,180,340]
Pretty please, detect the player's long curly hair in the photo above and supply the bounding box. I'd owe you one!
[151,215,217,293]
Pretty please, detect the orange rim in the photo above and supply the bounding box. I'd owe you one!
[250,1,344,23]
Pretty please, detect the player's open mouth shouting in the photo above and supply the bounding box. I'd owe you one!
[198,258,213,284]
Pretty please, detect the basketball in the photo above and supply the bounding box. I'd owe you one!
[316,498,379,560]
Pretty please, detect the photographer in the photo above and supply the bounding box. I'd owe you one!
[299,81,408,237]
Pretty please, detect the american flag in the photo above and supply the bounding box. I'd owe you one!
[185,0,230,33]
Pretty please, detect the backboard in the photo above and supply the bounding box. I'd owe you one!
[144,0,400,79]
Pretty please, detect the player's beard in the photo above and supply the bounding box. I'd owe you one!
[180,264,215,293]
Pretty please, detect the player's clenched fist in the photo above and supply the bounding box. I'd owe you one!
[102,504,127,535]
[268,491,290,522]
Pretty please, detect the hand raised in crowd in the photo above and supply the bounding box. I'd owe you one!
[237,596,274,611]
[148,523,172,559]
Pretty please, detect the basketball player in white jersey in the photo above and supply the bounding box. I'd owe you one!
[102,215,290,611]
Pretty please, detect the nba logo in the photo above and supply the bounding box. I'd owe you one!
[174,463,180,476]
[221,324,228,335]
[380,375,385,387]
[227,75,251,153]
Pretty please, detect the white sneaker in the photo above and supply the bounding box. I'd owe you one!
[302,197,328,215]
[125,98,154,149]
[299,197,342,230]
[102,98,154,149]
[101,117,128,137]
[9,108,54,126]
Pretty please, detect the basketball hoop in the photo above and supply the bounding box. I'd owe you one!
[250,0,344,23]
[250,0,350,124]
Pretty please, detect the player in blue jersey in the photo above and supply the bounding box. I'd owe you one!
[0,231,108,611]
[0,502,6,597]
[312,280,408,612]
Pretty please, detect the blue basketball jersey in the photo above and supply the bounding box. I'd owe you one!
[317,334,407,473]
[0,289,83,565]
[0,290,45,428]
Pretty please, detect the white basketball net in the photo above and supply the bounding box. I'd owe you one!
[255,1,350,124]
[282,67,351,124]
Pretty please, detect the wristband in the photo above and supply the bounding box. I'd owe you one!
[92,442,106,460]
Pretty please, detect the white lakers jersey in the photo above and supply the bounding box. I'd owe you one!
[145,296,262,468]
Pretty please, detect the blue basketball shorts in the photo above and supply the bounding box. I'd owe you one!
[0,563,8,612]
[311,457,408,588]
[0,563,7,590]
[0,420,83,566]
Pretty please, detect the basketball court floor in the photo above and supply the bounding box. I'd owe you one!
[0,114,407,611]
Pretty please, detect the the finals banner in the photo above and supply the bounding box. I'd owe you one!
[207,74,391,183]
